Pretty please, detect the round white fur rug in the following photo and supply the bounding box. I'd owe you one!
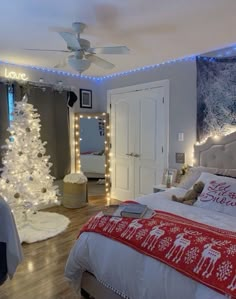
[16,211,70,243]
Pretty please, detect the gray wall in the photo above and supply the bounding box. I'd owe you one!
[98,60,197,169]
[0,60,197,169]
[0,64,99,112]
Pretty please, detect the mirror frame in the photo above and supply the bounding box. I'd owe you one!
[74,112,111,201]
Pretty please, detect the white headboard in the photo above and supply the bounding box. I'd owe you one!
[194,131,236,169]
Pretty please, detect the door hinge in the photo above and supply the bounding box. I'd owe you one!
[162,97,164,104]
[110,143,112,149]
[162,146,164,153]
[110,103,112,109]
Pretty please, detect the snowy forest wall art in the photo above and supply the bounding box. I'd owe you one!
[197,57,236,141]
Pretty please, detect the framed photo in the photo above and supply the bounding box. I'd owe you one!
[162,168,178,186]
[80,89,92,108]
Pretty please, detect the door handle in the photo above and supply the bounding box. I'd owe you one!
[133,154,140,158]
[126,153,134,156]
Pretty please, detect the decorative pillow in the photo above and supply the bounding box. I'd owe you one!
[194,179,236,217]
[216,173,236,179]
[196,172,236,185]
[216,169,236,178]
[194,172,219,184]
[178,167,236,190]
[178,168,217,189]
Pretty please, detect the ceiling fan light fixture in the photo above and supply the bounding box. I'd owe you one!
[25,21,129,73]
[68,55,91,73]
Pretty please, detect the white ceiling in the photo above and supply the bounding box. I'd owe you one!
[1,0,236,77]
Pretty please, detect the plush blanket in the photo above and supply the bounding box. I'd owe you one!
[80,206,236,298]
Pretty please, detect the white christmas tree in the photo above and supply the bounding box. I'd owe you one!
[0,95,59,216]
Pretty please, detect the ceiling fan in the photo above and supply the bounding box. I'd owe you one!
[24,22,130,73]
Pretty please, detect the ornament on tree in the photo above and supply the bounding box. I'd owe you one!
[14,193,20,199]
[0,94,59,216]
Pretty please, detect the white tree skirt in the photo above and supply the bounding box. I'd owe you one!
[16,211,70,243]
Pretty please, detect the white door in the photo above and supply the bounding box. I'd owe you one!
[134,88,167,198]
[110,93,136,200]
[110,84,168,201]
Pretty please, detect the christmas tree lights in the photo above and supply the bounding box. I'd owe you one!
[0,95,59,216]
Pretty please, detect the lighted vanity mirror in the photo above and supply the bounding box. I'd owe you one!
[74,113,111,200]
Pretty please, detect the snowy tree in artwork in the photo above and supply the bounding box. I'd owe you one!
[0,95,59,214]
[197,58,236,141]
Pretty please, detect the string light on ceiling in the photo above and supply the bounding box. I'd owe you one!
[1,43,236,81]
[0,55,196,81]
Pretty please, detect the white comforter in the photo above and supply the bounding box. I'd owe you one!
[80,154,105,175]
[65,188,236,299]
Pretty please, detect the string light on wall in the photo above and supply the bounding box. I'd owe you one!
[74,115,80,172]
[74,112,111,204]
[193,129,236,165]
[1,44,235,81]
[195,127,236,147]
[0,53,201,81]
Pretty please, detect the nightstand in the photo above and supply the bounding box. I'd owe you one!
[153,184,175,193]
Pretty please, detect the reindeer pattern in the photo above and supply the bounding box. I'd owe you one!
[87,212,104,229]
[103,216,123,233]
[121,219,143,240]
[141,221,172,251]
[166,229,200,263]
[194,239,228,278]
[228,273,236,291]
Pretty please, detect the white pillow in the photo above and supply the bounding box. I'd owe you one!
[194,178,236,217]
[196,172,236,185]
[178,169,202,189]
[178,167,236,190]
[178,167,218,189]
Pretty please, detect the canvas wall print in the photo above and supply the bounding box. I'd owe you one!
[197,57,236,141]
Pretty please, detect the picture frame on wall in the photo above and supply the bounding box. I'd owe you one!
[80,89,92,108]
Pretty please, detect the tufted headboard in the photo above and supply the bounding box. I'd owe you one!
[194,131,236,169]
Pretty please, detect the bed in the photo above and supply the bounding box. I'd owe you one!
[0,197,23,285]
[65,131,236,299]
[80,152,105,178]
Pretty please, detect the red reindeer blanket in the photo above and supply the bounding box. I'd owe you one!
[80,207,236,298]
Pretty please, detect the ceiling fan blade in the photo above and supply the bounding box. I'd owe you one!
[88,46,129,55]
[49,26,74,34]
[24,48,70,52]
[54,58,67,68]
[58,32,81,50]
[85,54,114,69]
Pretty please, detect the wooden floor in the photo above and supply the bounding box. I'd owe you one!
[1,196,115,299]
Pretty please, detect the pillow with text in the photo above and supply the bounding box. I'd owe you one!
[194,180,236,217]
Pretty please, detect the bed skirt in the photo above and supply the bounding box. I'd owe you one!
[81,272,124,299]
